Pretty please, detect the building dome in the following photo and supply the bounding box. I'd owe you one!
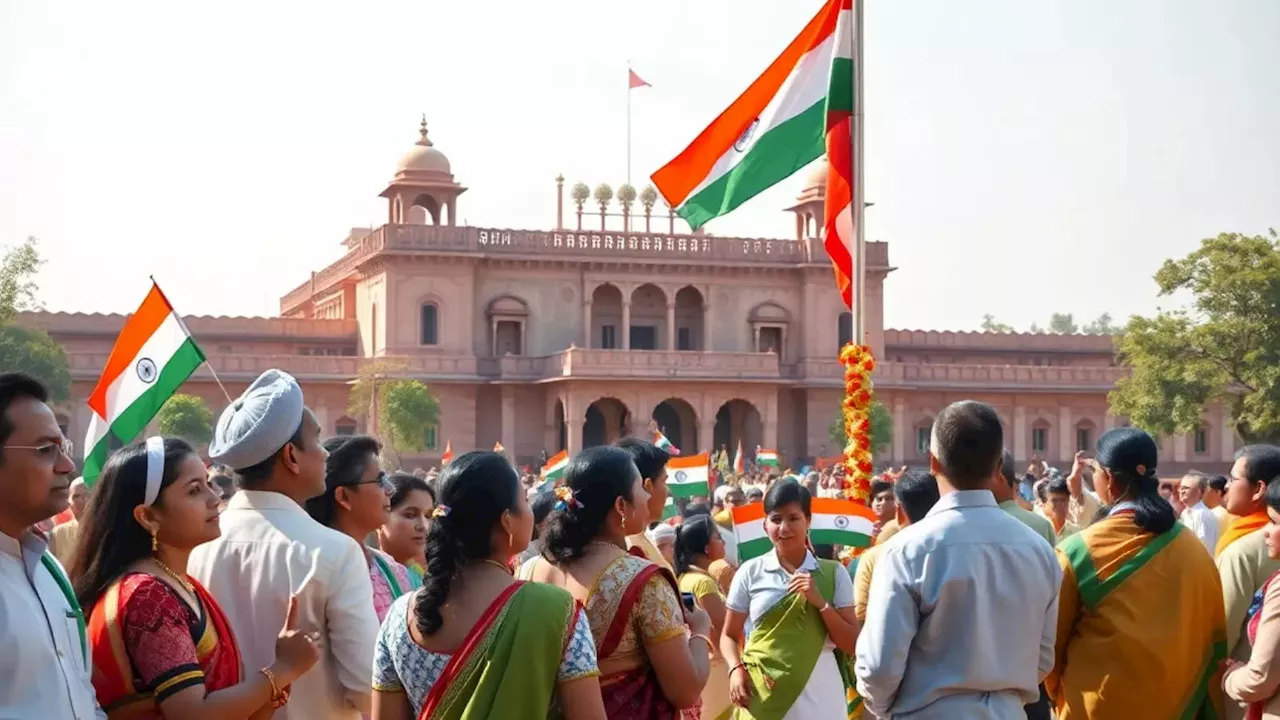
[396,116,451,175]
[800,156,828,196]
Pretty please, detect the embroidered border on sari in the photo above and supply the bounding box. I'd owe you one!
[597,563,680,659]
[1060,524,1183,609]
[372,552,406,599]
[418,581,524,720]
[1176,634,1227,720]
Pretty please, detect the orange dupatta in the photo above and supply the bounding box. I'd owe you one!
[1216,511,1269,558]
[88,576,243,719]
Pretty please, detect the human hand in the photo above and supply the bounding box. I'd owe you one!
[684,606,712,637]
[729,665,754,708]
[788,572,825,609]
[275,596,321,679]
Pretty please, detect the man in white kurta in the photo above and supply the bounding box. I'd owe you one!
[189,370,377,719]
[1178,472,1220,553]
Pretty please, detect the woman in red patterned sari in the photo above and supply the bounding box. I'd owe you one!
[527,445,713,718]
[71,437,320,719]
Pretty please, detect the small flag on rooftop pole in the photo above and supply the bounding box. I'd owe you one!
[628,69,651,89]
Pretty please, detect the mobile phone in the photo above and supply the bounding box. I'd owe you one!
[681,592,696,611]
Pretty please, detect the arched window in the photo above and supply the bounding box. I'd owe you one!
[334,417,357,436]
[420,303,439,346]
[838,312,853,348]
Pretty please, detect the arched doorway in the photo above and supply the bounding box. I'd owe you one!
[553,399,567,452]
[629,284,668,350]
[674,286,705,351]
[713,399,762,457]
[584,398,631,448]
[591,284,624,349]
[652,398,698,453]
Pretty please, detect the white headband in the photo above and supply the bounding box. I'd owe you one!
[144,437,165,507]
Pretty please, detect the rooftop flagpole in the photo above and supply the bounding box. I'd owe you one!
[851,0,866,347]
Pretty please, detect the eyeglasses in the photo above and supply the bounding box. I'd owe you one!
[344,471,391,492]
[4,439,75,461]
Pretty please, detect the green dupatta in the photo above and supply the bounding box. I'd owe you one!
[417,581,578,720]
[733,558,853,720]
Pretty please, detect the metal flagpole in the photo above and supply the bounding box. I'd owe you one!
[627,62,633,186]
[851,0,866,346]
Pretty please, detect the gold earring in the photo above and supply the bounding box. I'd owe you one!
[151,531,158,553]
[621,513,628,534]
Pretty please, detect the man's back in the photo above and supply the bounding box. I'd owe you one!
[189,490,378,719]
[856,490,1062,719]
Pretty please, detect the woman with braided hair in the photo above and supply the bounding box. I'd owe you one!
[1046,427,1227,719]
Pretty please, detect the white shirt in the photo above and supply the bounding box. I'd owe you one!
[189,490,379,719]
[1180,501,1220,553]
[726,549,855,633]
[855,489,1062,719]
[0,529,104,720]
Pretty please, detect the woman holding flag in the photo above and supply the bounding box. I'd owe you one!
[720,478,859,719]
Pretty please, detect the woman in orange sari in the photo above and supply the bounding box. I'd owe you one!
[527,445,712,718]
[71,437,319,719]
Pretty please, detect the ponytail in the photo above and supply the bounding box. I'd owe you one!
[673,515,716,576]
[415,522,461,635]
[542,447,639,564]
[1127,470,1176,535]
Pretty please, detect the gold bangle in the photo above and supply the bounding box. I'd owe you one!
[689,632,713,647]
[259,667,289,709]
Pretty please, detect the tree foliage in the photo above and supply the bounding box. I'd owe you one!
[1048,313,1078,334]
[0,325,70,401]
[1082,312,1121,335]
[980,314,1013,333]
[347,359,410,419]
[379,379,441,458]
[1109,229,1280,443]
[570,182,591,207]
[829,397,893,456]
[156,394,215,446]
[1,237,44,326]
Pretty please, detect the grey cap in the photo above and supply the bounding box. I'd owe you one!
[209,369,305,471]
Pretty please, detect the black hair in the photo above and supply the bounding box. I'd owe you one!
[764,477,811,517]
[530,491,557,540]
[210,473,236,499]
[0,372,49,465]
[387,471,435,509]
[1237,446,1280,485]
[683,502,712,518]
[673,514,718,575]
[1095,427,1175,534]
[542,446,640,563]
[1000,450,1018,486]
[304,435,381,528]
[1047,476,1070,497]
[746,487,764,501]
[892,469,940,523]
[1264,477,1280,515]
[71,438,199,610]
[233,415,308,488]
[614,437,671,482]
[930,401,1004,489]
[869,479,894,498]
[415,451,521,635]
[1209,475,1229,494]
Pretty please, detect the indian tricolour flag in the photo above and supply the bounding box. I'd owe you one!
[733,440,745,474]
[732,498,876,561]
[662,495,680,521]
[651,0,852,232]
[653,430,680,455]
[756,449,779,467]
[83,283,206,485]
[540,450,569,483]
[667,453,710,498]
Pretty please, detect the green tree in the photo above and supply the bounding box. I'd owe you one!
[379,379,441,465]
[829,397,893,457]
[1082,312,1122,335]
[980,314,1013,333]
[0,237,43,326]
[1048,313,1078,334]
[347,359,410,420]
[0,325,70,401]
[1109,229,1280,443]
[156,394,215,446]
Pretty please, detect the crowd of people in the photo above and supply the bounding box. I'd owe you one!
[5,366,1280,719]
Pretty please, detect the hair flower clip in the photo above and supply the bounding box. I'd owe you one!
[553,486,582,511]
[432,504,452,519]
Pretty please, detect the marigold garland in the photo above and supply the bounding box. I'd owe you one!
[839,342,876,503]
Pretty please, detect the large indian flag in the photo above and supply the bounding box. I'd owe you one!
[732,498,876,561]
[651,0,852,231]
[667,452,710,498]
[83,284,205,485]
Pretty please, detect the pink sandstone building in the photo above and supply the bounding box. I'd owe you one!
[20,121,1240,475]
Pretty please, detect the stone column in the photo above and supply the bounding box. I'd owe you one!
[582,300,592,348]
[1220,404,1235,462]
[501,386,516,459]
[763,393,779,457]
[703,298,714,351]
[752,325,761,352]
[565,392,582,456]
[1013,405,1028,464]
[489,320,497,357]
[699,414,716,456]
[666,302,676,350]
[621,301,632,350]
[891,395,906,465]
[1058,406,1072,463]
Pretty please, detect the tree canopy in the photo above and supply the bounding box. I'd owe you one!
[1109,229,1280,443]
[379,379,441,461]
[0,238,70,400]
[979,311,1123,335]
[156,394,215,446]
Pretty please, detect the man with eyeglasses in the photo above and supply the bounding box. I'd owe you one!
[0,372,105,718]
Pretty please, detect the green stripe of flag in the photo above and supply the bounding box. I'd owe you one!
[826,57,854,117]
[83,339,205,485]
[668,481,709,499]
[811,528,871,548]
[736,536,774,562]
[677,101,826,230]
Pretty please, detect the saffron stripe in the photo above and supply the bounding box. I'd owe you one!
[86,285,174,418]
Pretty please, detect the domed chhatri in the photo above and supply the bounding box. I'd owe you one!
[396,114,452,175]
[801,156,828,197]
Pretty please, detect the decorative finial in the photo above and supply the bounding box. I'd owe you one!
[556,174,565,184]
[417,114,433,147]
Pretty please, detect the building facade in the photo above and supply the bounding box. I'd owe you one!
[20,121,1240,475]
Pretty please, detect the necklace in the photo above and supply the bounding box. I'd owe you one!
[152,556,194,594]
[478,559,513,575]
[589,539,624,552]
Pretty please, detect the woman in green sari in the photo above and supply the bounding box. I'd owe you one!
[721,478,860,719]
[371,451,606,720]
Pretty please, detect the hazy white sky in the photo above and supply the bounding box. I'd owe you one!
[2,0,1277,332]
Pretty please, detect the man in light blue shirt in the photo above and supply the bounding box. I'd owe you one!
[855,400,1061,719]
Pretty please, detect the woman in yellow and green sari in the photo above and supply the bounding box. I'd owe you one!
[720,478,859,719]
[675,514,732,719]
[371,451,605,720]
[1047,427,1227,719]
